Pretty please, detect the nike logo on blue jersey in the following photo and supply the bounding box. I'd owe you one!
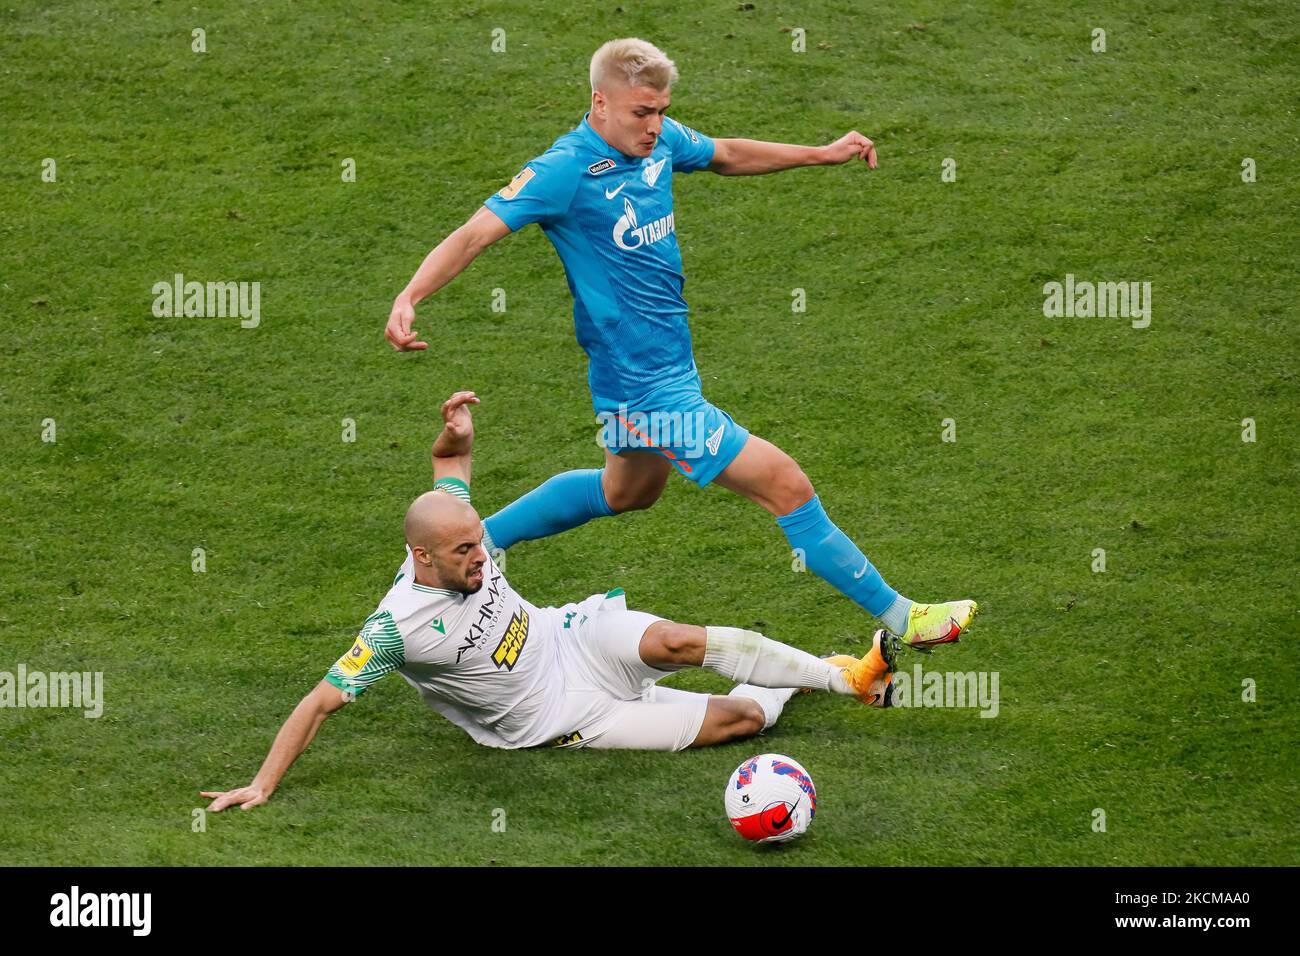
[604,182,627,199]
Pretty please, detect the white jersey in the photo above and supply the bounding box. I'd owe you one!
[325,479,600,748]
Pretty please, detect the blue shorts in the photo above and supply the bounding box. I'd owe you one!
[592,381,749,487]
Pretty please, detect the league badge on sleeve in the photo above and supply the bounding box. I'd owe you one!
[335,636,374,676]
[498,166,535,200]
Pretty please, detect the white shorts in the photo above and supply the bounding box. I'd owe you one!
[545,592,711,752]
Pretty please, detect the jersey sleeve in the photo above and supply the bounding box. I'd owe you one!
[324,610,406,698]
[483,148,581,231]
[663,116,716,174]
[433,475,471,505]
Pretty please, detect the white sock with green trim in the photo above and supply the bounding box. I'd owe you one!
[703,626,849,693]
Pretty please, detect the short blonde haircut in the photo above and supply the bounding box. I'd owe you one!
[590,38,679,93]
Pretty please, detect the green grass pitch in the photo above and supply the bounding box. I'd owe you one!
[2,0,1297,865]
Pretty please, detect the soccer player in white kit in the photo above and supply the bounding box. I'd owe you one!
[201,391,899,812]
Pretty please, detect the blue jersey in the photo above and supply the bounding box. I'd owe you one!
[482,112,716,405]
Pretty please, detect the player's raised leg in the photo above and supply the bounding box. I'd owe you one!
[480,449,670,553]
[713,434,978,647]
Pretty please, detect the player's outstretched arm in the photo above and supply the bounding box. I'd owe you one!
[431,390,479,486]
[200,680,350,811]
[709,131,877,175]
[386,206,512,351]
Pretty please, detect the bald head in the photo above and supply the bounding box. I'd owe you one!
[404,490,476,550]
[404,490,487,594]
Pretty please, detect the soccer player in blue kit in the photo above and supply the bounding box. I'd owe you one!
[386,38,977,652]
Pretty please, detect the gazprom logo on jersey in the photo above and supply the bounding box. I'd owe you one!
[613,197,676,251]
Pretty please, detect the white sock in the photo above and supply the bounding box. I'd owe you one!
[703,626,843,691]
[729,685,798,730]
[880,594,912,635]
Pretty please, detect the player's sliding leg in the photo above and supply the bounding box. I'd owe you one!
[823,643,897,708]
[689,695,766,747]
[713,434,978,648]
[582,689,767,750]
[729,629,900,718]
[574,614,896,753]
[724,685,798,732]
[639,620,895,706]
[581,690,812,751]
[480,450,669,553]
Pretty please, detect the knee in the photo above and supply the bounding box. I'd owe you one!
[603,477,664,513]
[644,621,702,666]
[730,698,765,739]
[770,464,815,517]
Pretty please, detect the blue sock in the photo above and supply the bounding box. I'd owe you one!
[483,468,616,551]
[776,495,904,618]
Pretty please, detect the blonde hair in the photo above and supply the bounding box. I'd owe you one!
[590,38,679,93]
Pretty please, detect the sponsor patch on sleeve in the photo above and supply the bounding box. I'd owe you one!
[497,166,535,200]
[335,636,374,676]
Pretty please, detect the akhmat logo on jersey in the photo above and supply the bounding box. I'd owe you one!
[455,570,505,664]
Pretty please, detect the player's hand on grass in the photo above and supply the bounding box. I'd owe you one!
[386,297,428,351]
[822,131,877,169]
[200,785,271,812]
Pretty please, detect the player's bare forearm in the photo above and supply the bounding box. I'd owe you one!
[387,207,511,351]
[251,689,335,788]
[397,227,480,308]
[709,131,877,176]
[709,138,824,175]
[431,390,478,485]
[201,681,346,811]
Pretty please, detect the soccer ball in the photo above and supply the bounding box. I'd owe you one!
[725,753,817,844]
